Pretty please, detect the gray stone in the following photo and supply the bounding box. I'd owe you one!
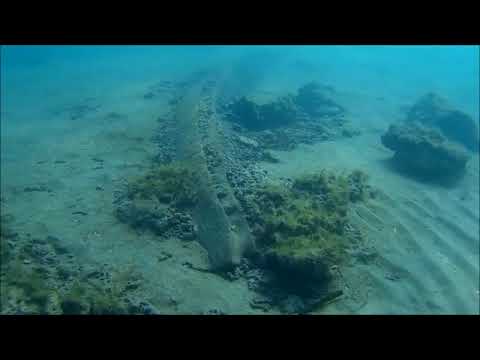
[406,93,479,152]
[382,123,470,180]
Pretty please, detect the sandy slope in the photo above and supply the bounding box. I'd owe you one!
[1,78,265,314]
[261,132,479,314]
[2,63,478,314]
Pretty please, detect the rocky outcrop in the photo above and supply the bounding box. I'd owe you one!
[406,93,479,152]
[226,95,299,131]
[115,199,197,241]
[225,81,346,131]
[381,123,470,179]
[223,82,354,151]
[295,82,345,118]
[242,170,374,298]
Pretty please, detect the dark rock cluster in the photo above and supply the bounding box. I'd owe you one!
[405,93,479,152]
[115,199,197,241]
[295,82,345,118]
[382,123,470,180]
[224,95,299,131]
[224,81,346,131]
[222,81,358,151]
[250,118,358,152]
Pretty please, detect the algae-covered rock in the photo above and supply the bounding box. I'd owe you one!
[116,162,200,239]
[226,95,299,131]
[244,170,372,295]
[61,280,129,315]
[1,259,53,314]
[226,82,346,131]
[295,82,345,118]
[406,93,479,152]
[57,265,143,315]
[347,170,373,202]
[115,198,197,240]
[381,123,470,180]
[225,83,353,153]
[263,250,332,295]
[126,162,198,207]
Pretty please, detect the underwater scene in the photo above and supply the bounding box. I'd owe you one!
[0,45,479,315]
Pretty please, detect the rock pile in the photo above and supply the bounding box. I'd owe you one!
[223,81,357,151]
[406,93,479,152]
[382,123,470,180]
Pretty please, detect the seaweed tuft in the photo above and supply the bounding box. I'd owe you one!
[127,162,198,208]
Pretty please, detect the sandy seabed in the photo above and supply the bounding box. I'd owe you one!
[1,69,478,315]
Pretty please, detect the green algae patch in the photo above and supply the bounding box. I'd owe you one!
[126,162,198,208]
[1,258,54,314]
[272,233,346,264]
[61,279,130,315]
[245,169,373,293]
[1,215,142,314]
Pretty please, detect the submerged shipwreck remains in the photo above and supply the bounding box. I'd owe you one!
[116,77,361,272]
[117,72,255,270]
[111,72,374,313]
[1,68,375,314]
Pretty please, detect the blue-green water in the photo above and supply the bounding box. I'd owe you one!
[1,45,479,314]
[2,46,478,120]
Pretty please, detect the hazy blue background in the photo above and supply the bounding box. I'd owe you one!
[1,45,479,128]
[1,45,479,315]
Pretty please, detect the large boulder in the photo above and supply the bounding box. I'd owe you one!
[226,95,298,131]
[294,82,345,118]
[261,250,332,295]
[244,170,373,296]
[406,93,479,152]
[381,123,470,179]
